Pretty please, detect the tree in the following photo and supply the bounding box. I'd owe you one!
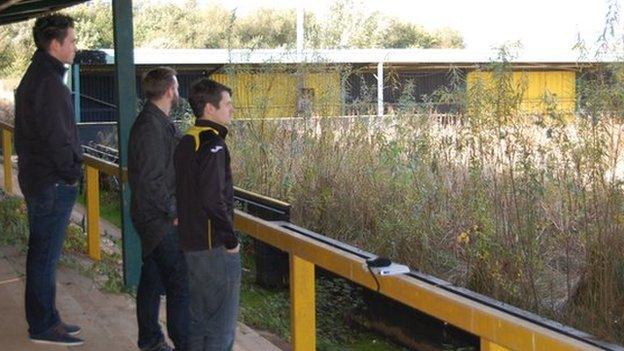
[133,1,235,49]
[383,19,437,48]
[434,27,465,49]
[307,0,384,49]
[134,1,204,48]
[69,0,113,50]
[305,0,464,49]
[381,20,464,49]
[235,8,296,49]
[0,19,35,78]
[0,0,465,79]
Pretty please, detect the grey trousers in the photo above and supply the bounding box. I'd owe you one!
[185,247,241,351]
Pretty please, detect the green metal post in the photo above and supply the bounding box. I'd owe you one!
[112,0,141,288]
[72,64,80,123]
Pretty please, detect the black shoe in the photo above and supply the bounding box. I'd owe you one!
[62,322,81,336]
[155,343,173,351]
[141,341,173,351]
[29,324,84,346]
[150,341,174,351]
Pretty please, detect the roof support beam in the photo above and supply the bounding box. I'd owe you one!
[377,61,384,117]
[112,0,141,288]
[0,0,21,13]
[71,64,80,123]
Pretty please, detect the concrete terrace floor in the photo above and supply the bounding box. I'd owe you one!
[0,245,283,351]
[0,159,283,351]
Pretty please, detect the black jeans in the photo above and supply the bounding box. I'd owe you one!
[136,227,189,350]
[25,182,78,336]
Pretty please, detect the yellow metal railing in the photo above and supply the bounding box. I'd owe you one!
[83,154,125,261]
[0,121,118,261]
[0,121,607,351]
[0,120,13,194]
[234,211,602,351]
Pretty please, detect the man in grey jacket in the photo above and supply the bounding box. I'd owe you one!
[128,67,189,351]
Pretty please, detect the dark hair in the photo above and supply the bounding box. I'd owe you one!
[33,14,75,51]
[189,78,233,117]
[142,67,177,100]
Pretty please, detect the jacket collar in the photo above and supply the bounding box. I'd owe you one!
[143,101,171,123]
[195,118,228,139]
[32,49,67,77]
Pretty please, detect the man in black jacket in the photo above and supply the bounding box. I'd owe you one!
[128,67,189,351]
[14,14,84,347]
[174,79,240,351]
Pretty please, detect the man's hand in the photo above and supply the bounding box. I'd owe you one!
[226,244,240,254]
[173,218,178,226]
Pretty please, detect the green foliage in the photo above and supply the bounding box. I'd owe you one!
[432,27,466,49]
[235,8,297,49]
[0,0,465,79]
[306,0,383,49]
[0,192,126,294]
[70,0,113,50]
[91,251,125,294]
[0,99,14,123]
[465,43,526,126]
[383,20,464,49]
[134,0,233,49]
[316,276,367,346]
[76,188,122,228]
[305,0,464,49]
[63,223,88,254]
[0,19,35,78]
[239,269,291,337]
[238,236,405,350]
[0,192,29,250]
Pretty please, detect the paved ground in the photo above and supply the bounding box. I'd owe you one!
[0,158,283,351]
[0,246,282,351]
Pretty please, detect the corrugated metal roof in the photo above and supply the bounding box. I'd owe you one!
[100,48,621,65]
[0,0,89,25]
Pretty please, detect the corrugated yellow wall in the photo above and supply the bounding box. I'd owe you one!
[467,71,576,115]
[305,71,342,116]
[211,70,342,118]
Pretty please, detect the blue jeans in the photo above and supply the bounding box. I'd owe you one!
[136,228,190,350]
[24,182,78,336]
[185,247,241,351]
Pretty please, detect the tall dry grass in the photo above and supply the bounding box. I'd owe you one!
[227,53,624,344]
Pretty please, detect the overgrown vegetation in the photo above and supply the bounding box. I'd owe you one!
[0,190,125,294]
[76,185,122,228]
[238,237,408,351]
[0,98,13,122]
[226,42,624,345]
[0,192,29,249]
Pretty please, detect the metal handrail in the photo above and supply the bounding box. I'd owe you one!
[75,92,117,109]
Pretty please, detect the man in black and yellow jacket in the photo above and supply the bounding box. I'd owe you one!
[174,78,240,351]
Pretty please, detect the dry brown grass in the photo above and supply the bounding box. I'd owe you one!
[229,113,624,344]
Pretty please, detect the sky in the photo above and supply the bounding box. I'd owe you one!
[187,0,613,54]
